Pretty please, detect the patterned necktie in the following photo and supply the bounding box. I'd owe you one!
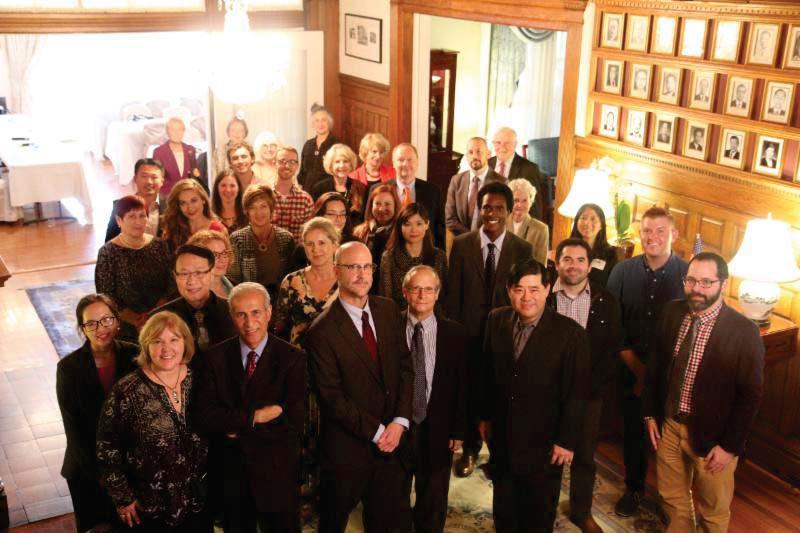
[362,311,378,363]
[411,322,428,424]
[194,310,210,351]
[485,242,496,301]
[675,316,700,412]
[498,160,506,177]
[245,350,258,383]
[468,175,480,229]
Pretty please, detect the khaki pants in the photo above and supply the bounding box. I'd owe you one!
[656,418,738,533]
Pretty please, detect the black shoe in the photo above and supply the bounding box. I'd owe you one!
[453,450,478,477]
[614,490,642,517]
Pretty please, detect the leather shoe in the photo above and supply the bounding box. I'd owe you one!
[453,450,477,477]
[574,516,604,533]
[614,490,642,517]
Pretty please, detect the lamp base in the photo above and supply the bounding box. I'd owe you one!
[738,279,779,327]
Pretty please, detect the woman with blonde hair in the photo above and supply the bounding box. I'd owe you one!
[96,311,210,532]
[162,178,226,251]
[311,143,365,224]
[187,229,235,298]
[252,131,280,186]
[349,132,395,187]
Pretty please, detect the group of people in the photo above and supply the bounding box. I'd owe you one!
[55,107,765,533]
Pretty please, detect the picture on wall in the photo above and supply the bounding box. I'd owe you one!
[683,120,709,161]
[344,13,383,64]
[753,134,784,177]
[688,70,715,111]
[601,59,623,94]
[653,16,678,55]
[652,113,676,152]
[680,18,708,58]
[626,15,650,52]
[626,109,648,146]
[601,12,625,49]
[599,104,620,139]
[657,66,682,105]
[712,20,742,62]
[761,81,795,124]
[724,76,754,118]
[784,25,800,69]
[718,128,746,169]
[747,22,780,66]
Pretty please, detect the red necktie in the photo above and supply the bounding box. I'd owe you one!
[245,350,258,383]
[361,311,378,363]
[498,160,506,177]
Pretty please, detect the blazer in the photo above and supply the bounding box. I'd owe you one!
[445,230,533,333]
[481,307,591,477]
[192,335,305,512]
[104,198,164,242]
[152,142,198,195]
[445,169,506,236]
[506,214,549,265]
[399,313,467,469]
[642,300,764,457]
[488,154,545,220]
[227,225,296,287]
[56,339,138,480]
[387,178,446,249]
[306,296,413,471]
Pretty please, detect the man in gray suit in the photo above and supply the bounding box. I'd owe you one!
[445,137,506,236]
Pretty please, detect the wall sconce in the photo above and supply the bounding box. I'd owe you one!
[557,165,614,219]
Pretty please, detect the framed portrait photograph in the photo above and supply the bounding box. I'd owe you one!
[724,76,754,118]
[653,16,678,55]
[683,121,709,161]
[688,70,715,111]
[712,20,742,62]
[784,25,800,69]
[680,18,708,58]
[747,22,780,66]
[598,104,620,139]
[629,63,652,100]
[625,110,648,146]
[601,59,624,94]
[657,66,682,105]
[344,14,383,63]
[600,12,624,49]
[753,135,784,177]
[652,114,676,152]
[717,128,746,169]
[761,81,795,124]
[626,15,650,52]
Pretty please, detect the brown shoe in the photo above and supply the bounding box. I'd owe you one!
[575,516,604,533]
[453,451,477,477]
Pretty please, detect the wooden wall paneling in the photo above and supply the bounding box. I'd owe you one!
[305,0,341,135]
[339,74,390,152]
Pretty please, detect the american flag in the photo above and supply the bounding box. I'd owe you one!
[691,233,703,258]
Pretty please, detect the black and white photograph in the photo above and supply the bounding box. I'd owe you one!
[784,25,800,69]
[753,134,784,177]
[689,70,715,111]
[599,104,620,139]
[680,18,708,58]
[625,109,647,146]
[344,13,383,63]
[652,113,676,152]
[747,22,780,66]
[761,81,794,124]
[657,66,681,105]
[653,15,678,55]
[683,120,709,161]
[712,19,742,62]
[601,12,625,49]
[629,63,652,100]
[626,14,650,52]
[718,128,746,169]
[725,76,754,118]
[602,60,623,94]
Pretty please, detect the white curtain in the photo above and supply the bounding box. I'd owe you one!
[3,34,39,114]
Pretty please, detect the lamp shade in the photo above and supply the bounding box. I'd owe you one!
[557,167,614,219]
[729,218,800,283]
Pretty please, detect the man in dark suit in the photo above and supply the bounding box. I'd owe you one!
[306,241,413,532]
[104,158,165,241]
[760,144,778,168]
[446,181,533,477]
[389,143,445,248]
[724,136,741,160]
[643,253,764,532]
[688,129,705,152]
[547,238,622,533]
[192,282,305,532]
[489,127,546,221]
[445,137,505,236]
[481,260,591,532]
[399,265,466,533]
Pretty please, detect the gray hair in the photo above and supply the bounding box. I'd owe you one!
[493,126,518,143]
[402,265,441,290]
[509,178,536,204]
[228,281,270,310]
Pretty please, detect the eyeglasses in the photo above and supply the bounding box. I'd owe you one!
[406,285,437,295]
[336,263,377,273]
[213,251,230,259]
[324,211,348,219]
[82,315,117,331]
[175,268,213,280]
[682,277,721,288]
[277,159,299,166]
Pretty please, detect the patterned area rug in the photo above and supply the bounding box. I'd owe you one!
[25,279,96,358]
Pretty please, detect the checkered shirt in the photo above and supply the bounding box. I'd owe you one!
[672,298,724,413]
[552,278,592,329]
[272,184,314,240]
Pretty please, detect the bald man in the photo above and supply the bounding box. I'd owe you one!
[489,127,546,221]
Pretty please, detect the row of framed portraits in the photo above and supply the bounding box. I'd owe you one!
[599,59,796,125]
[596,103,796,178]
[599,12,800,69]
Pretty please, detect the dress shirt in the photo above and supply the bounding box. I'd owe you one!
[145,200,160,236]
[512,312,541,359]
[480,228,506,263]
[552,278,592,329]
[272,182,314,239]
[405,313,437,402]
[494,158,512,178]
[338,297,409,440]
[239,335,269,370]
[396,178,417,203]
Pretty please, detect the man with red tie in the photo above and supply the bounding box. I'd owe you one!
[488,127,545,221]
[193,282,305,532]
[307,242,413,532]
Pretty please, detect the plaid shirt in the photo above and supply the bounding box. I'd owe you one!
[672,298,724,413]
[552,278,592,329]
[272,184,314,240]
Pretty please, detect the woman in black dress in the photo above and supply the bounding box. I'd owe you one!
[297,103,339,193]
[569,203,619,288]
[56,294,138,533]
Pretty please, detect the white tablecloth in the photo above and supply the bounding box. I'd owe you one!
[104,117,164,185]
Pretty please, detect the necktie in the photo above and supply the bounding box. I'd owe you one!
[674,316,699,413]
[485,243,496,301]
[467,176,480,229]
[245,350,258,383]
[498,160,506,177]
[411,322,428,424]
[362,311,378,363]
[194,310,210,351]
[401,187,411,209]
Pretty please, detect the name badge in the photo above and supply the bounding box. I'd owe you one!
[591,258,607,271]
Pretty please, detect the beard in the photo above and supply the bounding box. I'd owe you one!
[687,288,721,312]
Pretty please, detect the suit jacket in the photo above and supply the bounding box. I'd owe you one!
[489,154,545,220]
[642,300,764,456]
[506,214,549,265]
[56,340,138,480]
[387,178,446,249]
[192,335,305,512]
[306,296,413,472]
[724,149,740,159]
[445,230,533,333]
[760,157,777,168]
[481,307,590,477]
[153,142,198,194]
[104,198,164,242]
[399,313,467,468]
[444,169,506,236]
[689,142,703,151]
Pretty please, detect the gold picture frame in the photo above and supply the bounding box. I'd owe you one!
[679,18,708,58]
[752,134,785,177]
[724,76,754,118]
[761,81,795,125]
[652,113,677,152]
[683,120,709,161]
[653,16,678,55]
[711,20,742,62]
[688,70,715,111]
[626,15,650,52]
[747,22,780,66]
[717,128,746,170]
[600,12,624,49]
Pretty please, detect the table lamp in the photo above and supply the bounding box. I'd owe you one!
[557,166,614,219]
[729,215,800,326]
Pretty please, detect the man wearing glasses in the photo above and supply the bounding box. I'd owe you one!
[272,146,314,241]
[306,241,413,532]
[643,252,764,532]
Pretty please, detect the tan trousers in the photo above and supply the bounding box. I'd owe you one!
[657,418,738,533]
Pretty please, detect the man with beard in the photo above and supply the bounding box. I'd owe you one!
[445,137,506,236]
[547,238,622,533]
[643,252,764,532]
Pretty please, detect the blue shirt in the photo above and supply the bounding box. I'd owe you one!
[239,335,269,370]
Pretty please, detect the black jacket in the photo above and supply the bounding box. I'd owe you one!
[488,154,545,221]
[386,178,446,249]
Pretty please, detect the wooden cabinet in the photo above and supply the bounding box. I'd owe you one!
[427,49,461,198]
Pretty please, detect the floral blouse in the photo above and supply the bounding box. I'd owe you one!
[273,268,338,346]
[96,368,207,527]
